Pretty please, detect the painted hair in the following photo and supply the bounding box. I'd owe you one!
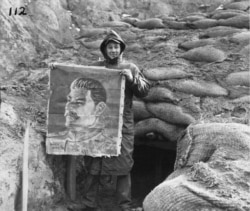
[70,78,107,104]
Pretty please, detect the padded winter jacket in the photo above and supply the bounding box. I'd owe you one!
[85,30,150,175]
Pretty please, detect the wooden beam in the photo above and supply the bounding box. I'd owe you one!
[66,155,76,201]
[135,139,177,151]
[22,121,30,211]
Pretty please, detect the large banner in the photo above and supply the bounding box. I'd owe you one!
[46,63,125,157]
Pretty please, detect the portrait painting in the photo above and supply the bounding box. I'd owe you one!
[46,63,125,157]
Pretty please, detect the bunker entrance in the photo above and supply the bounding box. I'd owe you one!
[131,139,176,205]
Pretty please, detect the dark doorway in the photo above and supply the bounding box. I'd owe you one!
[131,143,176,206]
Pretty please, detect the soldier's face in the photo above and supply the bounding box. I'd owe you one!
[64,88,96,129]
[106,41,121,59]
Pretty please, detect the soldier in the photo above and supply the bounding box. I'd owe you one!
[80,30,150,211]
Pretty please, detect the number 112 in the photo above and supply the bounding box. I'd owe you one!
[9,7,27,16]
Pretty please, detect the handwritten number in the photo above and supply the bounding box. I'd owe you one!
[9,7,27,16]
[19,7,27,15]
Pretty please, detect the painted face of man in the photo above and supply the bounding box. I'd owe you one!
[106,41,121,59]
[64,88,97,130]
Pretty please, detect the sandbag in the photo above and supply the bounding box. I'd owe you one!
[126,43,143,53]
[239,44,250,57]
[134,18,165,29]
[233,0,250,2]
[159,79,228,97]
[230,31,250,44]
[119,31,137,42]
[133,100,152,121]
[187,19,218,29]
[208,8,247,18]
[164,20,190,30]
[228,86,250,98]
[231,95,250,103]
[217,15,250,29]
[178,38,217,50]
[121,17,140,26]
[143,66,190,80]
[224,1,250,11]
[77,28,108,39]
[135,118,183,141]
[100,21,131,28]
[142,86,179,104]
[199,26,246,38]
[178,15,205,22]
[144,174,232,211]
[175,123,250,168]
[179,46,227,62]
[80,39,103,49]
[226,71,250,87]
[144,163,250,211]
[144,123,250,211]
[211,11,246,19]
[146,102,195,125]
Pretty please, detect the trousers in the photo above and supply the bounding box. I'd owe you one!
[83,173,132,209]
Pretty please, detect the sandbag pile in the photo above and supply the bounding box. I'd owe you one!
[130,1,250,160]
[174,4,249,63]
[133,65,203,142]
[143,123,250,211]
[72,2,250,145]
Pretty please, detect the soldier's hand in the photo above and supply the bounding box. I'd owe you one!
[48,63,55,70]
[120,69,133,82]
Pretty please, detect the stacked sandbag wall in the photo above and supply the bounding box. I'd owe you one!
[130,2,250,145]
[135,3,250,210]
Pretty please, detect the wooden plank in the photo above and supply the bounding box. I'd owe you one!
[154,151,164,186]
[118,75,125,155]
[135,139,177,151]
[22,121,30,211]
[66,155,76,201]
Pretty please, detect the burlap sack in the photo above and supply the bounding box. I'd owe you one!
[143,123,250,211]
[143,66,190,81]
[159,79,228,97]
[135,118,183,142]
[199,26,245,38]
[175,123,250,168]
[146,102,196,125]
[135,18,165,29]
[179,46,227,62]
[212,11,246,20]
[187,19,218,29]
[217,15,249,29]
[226,71,250,87]
[224,1,250,11]
[133,100,152,121]
[142,86,179,104]
[178,38,217,50]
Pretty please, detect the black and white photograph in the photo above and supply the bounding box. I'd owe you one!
[0,0,249,211]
